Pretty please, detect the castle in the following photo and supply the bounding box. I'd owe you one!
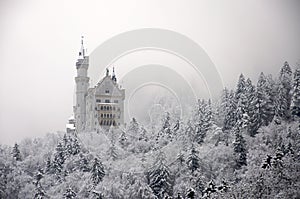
[67,38,125,133]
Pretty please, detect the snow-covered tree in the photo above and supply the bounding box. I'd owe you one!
[276,61,293,120]
[186,145,200,174]
[194,99,212,144]
[256,72,274,126]
[34,183,46,199]
[233,127,247,169]
[222,90,237,132]
[291,66,300,118]
[107,141,118,161]
[79,154,90,172]
[91,158,105,185]
[148,151,172,198]
[235,74,250,129]
[63,187,76,199]
[12,143,22,161]
[127,118,139,137]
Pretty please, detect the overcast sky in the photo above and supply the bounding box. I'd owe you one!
[0,0,299,145]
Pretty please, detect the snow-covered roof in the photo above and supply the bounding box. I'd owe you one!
[66,124,75,130]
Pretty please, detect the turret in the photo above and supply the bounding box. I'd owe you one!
[74,36,89,132]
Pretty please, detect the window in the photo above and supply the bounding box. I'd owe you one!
[114,100,118,103]
[100,106,103,110]
[105,90,109,93]
[105,99,110,103]
[101,114,103,118]
[96,99,101,103]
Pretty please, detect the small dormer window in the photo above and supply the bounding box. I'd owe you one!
[105,90,109,93]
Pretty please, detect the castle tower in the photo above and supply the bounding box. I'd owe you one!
[74,36,89,131]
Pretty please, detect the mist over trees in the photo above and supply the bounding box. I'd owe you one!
[0,61,300,198]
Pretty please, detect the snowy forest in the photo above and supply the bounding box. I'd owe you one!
[1,61,300,199]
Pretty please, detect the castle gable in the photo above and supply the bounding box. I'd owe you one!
[95,76,123,97]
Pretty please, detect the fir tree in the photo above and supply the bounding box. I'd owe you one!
[233,127,247,169]
[256,72,274,126]
[148,151,172,198]
[71,136,81,155]
[34,168,44,186]
[176,150,185,168]
[186,145,200,174]
[173,120,180,132]
[12,143,21,161]
[34,183,46,199]
[222,90,237,132]
[235,74,249,129]
[291,66,300,118]
[119,130,128,147]
[91,158,105,185]
[107,142,118,160]
[276,61,293,120]
[246,78,260,136]
[79,154,90,172]
[45,156,52,174]
[194,99,212,144]
[128,118,139,136]
[63,187,76,199]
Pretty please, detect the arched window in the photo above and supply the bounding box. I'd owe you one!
[113,106,116,111]
[100,106,103,110]
[113,121,116,126]
[110,114,112,118]
[100,120,103,125]
[101,114,103,118]
[103,121,106,126]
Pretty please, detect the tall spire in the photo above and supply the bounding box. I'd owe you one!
[79,36,85,58]
[112,67,117,82]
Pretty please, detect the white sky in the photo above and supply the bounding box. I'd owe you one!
[0,0,299,145]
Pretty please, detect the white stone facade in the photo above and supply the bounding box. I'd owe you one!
[73,40,125,132]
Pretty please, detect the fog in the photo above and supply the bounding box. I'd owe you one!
[0,0,299,145]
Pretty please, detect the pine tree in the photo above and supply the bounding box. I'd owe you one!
[71,136,81,155]
[194,99,212,144]
[79,154,90,172]
[233,127,247,169]
[45,156,52,174]
[176,150,185,168]
[34,168,44,186]
[256,72,274,126]
[186,145,200,174]
[52,141,66,176]
[63,187,76,199]
[235,74,249,129]
[291,66,300,118]
[222,90,237,132]
[34,183,46,199]
[128,118,139,137]
[245,78,260,136]
[107,142,118,161]
[12,143,21,161]
[148,151,172,198]
[91,158,105,185]
[52,155,63,176]
[119,130,128,147]
[276,61,293,120]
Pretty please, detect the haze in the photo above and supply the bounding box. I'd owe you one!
[0,0,300,145]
